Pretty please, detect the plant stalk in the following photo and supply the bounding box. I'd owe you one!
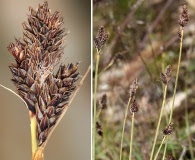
[150,84,168,160]
[162,140,168,160]
[29,112,39,160]
[168,27,183,123]
[154,136,166,160]
[119,97,132,160]
[93,51,100,160]
[129,113,135,160]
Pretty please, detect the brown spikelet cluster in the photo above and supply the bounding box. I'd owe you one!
[130,98,139,113]
[129,79,139,113]
[94,26,109,52]
[160,65,172,85]
[178,28,181,38]
[100,94,107,109]
[129,78,138,99]
[7,2,79,146]
[96,121,103,137]
[163,122,174,136]
[178,5,189,27]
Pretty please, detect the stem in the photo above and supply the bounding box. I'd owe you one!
[129,113,135,160]
[161,27,184,160]
[150,85,168,160]
[154,136,167,160]
[162,140,168,160]
[96,108,102,118]
[93,52,100,160]
[30,113,38,159]
[98,60,113,77]
[168,27,183,123]
[119,97,132,160]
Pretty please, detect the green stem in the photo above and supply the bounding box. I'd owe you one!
[119,97,132,160]
[161,27,184,160]
[30,113,38,159]
[129,113,135,160]
[168,27,183,123]
[162,140,168,160]
[98,60,113,77]
[154,136,167,160]
[150,85,168,160]
[93,51,100,160]
[96,108,102,119]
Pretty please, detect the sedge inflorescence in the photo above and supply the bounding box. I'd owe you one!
[7,1,79,146]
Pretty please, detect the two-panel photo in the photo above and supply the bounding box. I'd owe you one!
[0,0,194,160]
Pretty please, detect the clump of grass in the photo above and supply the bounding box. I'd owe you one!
[4,1,90,160]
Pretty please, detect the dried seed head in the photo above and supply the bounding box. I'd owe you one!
[130,99,139,113]
[94,26,109,52]
[129,79,138,98]
[164,65,172,82]
[160,65,172,84]
[100,94,107,109]
[160,72,167,84]
[7,2,79,146]
[163,122,174,136]
[178,5,189,27]
[96,121,103,137]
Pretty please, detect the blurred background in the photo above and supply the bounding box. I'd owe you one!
[0,0,91,160]
[93,0,195,159]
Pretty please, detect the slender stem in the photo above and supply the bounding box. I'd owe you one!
[93,52,100,160]
[129,113,135,160]
[30,113,38,159]
[154,136,167,160]
[168,27,183,123]
[119,97,132,160]
[96,108,102,118]
[98,60,113,77]
[162,140,168,160]
[161,28,184,160]
[150,85,168,160]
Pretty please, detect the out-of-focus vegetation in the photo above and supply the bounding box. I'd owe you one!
[93,0,195,159]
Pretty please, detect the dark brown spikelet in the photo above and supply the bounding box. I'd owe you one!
[7,2,79,146]
[100,94,107,109]
[129,79,138,99]
[178,28,181,38]
[130,99,139,113]
[160,65,172,84]
[96,121,103,137]
[94,26,109,52]
[178,5,189,27]
[163,122,174,136]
